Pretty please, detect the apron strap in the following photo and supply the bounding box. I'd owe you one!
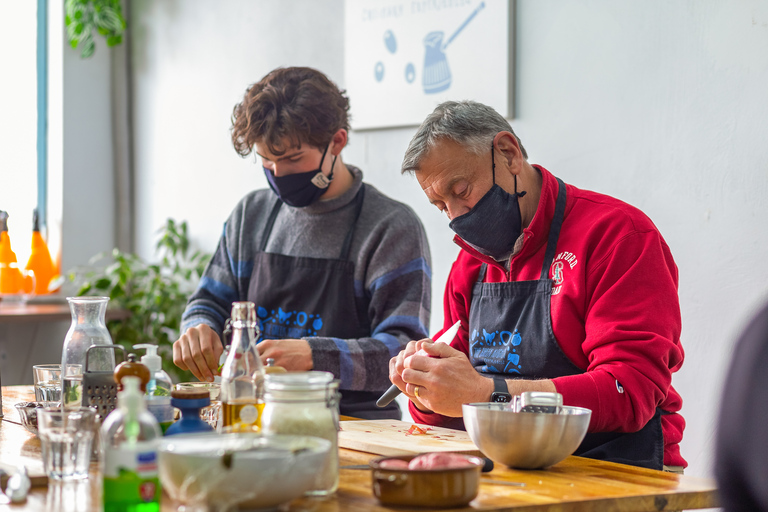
[260,198,284,252]
[476,263,488,283]
[539,178,567,280]
[338,185,366,260]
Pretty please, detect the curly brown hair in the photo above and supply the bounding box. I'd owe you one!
[231,67,351,157]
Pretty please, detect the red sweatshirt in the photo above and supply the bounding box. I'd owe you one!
[411,166,686,468]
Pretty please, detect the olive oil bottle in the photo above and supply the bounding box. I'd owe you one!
[219,302,265,432]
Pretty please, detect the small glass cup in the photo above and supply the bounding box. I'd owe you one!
[175,382,221,430]
[33,364,82,402]
[38,407,96,481]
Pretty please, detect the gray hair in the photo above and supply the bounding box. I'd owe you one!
[401,100,528,174]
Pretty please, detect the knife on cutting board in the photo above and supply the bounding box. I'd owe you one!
[376,318,462,408]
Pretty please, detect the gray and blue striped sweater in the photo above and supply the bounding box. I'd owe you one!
[181,166,431,393]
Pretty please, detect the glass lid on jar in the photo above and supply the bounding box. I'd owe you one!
[264,371,336,391]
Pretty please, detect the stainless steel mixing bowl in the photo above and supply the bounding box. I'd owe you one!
[463,402,591,469]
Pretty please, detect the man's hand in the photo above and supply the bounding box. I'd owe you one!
[389,339,432,411]
[257,338,313,371]
[400,340,494,417]
[173,324,223,382]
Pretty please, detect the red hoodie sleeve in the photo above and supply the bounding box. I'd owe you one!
[553,229,683,433]
[409,255,481,428]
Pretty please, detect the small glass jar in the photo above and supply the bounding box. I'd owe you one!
[175,382,221,430]
[166,388,214,436]
[261,371,340,496]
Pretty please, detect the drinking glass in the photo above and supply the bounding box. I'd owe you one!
[175,382,221,430]
[38,407,96,480]
[33,364,82,402]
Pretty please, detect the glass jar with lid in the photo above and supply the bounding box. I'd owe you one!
[261,371,340,496]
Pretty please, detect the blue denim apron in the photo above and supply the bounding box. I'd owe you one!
[247,186,400,420]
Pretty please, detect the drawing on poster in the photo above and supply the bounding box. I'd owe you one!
[345,0,512,129]
[422,2,485,94]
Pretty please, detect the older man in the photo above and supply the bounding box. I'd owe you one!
[389,100,685,471]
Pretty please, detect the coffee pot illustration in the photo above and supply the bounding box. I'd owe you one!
[422,2,486,94]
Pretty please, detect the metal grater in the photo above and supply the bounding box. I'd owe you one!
[82,344,125,422]
[516,391,563,414]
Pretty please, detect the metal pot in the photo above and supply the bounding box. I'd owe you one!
[370,454,483,508]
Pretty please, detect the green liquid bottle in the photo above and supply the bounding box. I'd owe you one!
[101,376,162,512]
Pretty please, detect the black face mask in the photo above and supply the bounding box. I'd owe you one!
[448,143,526,260]
[264,145,337,207]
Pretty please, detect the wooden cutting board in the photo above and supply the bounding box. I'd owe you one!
[338,419,483,457]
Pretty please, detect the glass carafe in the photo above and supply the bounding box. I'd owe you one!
[60,296,114,408]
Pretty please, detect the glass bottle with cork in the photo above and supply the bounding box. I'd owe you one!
[219,301,265,432]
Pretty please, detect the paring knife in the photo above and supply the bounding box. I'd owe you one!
[376,320,462,408]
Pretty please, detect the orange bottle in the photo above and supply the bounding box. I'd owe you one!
[25,209,58,295]
[0,211,29,295]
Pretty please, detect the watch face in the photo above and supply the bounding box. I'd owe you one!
[491,392,512,403]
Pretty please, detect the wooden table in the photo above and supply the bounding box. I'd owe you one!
[0,386,719,511]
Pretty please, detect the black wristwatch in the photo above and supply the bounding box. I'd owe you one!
[490,376,512,403]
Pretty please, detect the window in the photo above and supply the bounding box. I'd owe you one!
[0,1,49,265]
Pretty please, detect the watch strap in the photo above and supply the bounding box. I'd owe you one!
[490,376,512,403]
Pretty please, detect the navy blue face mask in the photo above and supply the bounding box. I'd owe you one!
[264,144,337,207]
[448,143,526,260]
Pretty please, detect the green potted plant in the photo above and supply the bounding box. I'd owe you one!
[69,219,211,383]
[65,0,126,58]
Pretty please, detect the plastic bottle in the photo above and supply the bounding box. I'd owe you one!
[133,344,172,396]
[25,209,58,295]
[164,388,214,436]
[219,301,265,432]
[101,375,162,512]
[133,344,174,433]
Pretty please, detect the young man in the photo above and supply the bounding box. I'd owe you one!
[389,100,685,470]
[174,67,431,419]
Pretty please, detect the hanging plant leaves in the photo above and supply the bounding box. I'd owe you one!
[64,0,126,58]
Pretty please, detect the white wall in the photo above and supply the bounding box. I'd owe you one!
[129,0,768,480]
[60,14,116,272]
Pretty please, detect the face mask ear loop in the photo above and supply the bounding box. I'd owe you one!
[491,141,497,185]
[321,143,336,182]
[328,153,337,182]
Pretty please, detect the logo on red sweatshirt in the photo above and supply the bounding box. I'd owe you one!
[551,251,579,295]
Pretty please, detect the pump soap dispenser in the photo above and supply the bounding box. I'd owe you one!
[133,344,173,396]
[134,344,174,433]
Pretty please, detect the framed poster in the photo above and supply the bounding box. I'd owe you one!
[344,0,514,130]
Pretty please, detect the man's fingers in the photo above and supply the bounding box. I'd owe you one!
[401,367,427,388]
[398,340,423,363]
[200,331,223,374]
[191,341,214,382]
[173,339,188,371]
[405,382,424,398]
[419,340,457,358]
[180,336,204,381]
